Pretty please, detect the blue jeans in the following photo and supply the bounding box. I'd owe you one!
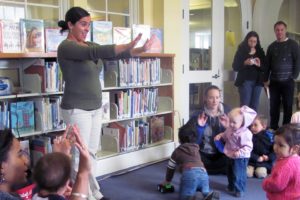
[227,158,249,193]
[238,80,262,111]
[180,167,210,200]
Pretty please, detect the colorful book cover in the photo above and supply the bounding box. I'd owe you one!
[10,101,35,136]
[132,24,150,48]
[92,21,113,45]
[113,27,131,45]
[44,28,67,52]
[101,91,110,122]
[148,28,163,53]
[0,20,21,53]
[20,19,44,52]
[149,116,164,143]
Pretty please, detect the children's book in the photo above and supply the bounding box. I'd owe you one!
[113,27,131,45]
[0,20,21,53]
[10,101,35,137]
[149,116,164,143]
[44,28,67,52]
[101,92,110,122]
[92,21,113,45]
[148,28,163,53]
[20,19,44,52]
[132,24,150,48]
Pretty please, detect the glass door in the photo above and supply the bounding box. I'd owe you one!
[182,0,224,122]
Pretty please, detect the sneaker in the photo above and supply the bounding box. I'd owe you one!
[234,192,244,198]
[203,191,220,200]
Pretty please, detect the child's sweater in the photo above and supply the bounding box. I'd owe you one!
[221,106,256,158]
[262,155,300,200]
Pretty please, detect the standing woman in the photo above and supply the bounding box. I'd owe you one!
[232,31,266,111]
[57,7,153,200]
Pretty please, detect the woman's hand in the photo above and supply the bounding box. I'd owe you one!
[72,125,92,173]
[130,34,155,56]
[254,57,261,67]
[197,112,208,126]
[52,125,72,156]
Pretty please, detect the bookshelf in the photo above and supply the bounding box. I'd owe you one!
[0,52,63,137]
[0,52,175,176]
[95,53,175,176]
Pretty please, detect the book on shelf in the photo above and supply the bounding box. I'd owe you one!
[20,139,30,158]
[10,101,35,137]
[132,24,150,48]
[44,28,67,52]
[0,101,10,130]
[104,60,119,87]
[108,122,127,152]
[149,116,165,143]
[20,18,45,52]
[0,20,21,53]
[102,127,120,152]
[148,28,163,53]
[24,63,46,93]
[30,136,52,166]
[92,21,113,45]
[113,27,131,45]
[101,91,110,122]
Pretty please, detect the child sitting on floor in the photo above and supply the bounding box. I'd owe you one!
[161,119,219,200]
[262,123,300,200]
[247,115,275,178]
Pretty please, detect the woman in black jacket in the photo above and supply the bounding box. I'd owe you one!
[232,31,266,111]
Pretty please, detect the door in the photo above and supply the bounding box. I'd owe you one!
[181,0,251,124]
[181,0,224,123]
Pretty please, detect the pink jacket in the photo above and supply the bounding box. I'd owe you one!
[262,156,300,200]
[222,106,256,158]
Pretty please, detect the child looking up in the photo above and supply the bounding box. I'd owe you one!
[262,123,300,200]
[214,105,256,197]
[247,115,275,178]
[161,119,219,200]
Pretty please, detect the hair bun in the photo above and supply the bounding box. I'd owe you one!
[58,20,67,28]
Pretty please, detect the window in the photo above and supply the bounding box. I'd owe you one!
[0,0,62,25]
[86,0,135,27]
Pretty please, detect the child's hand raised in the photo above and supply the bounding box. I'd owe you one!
[214,133,223,141]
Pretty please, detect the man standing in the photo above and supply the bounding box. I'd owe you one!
[264,21,300,130]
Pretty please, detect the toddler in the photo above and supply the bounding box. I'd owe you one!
[262,123,300,200]
[214,105,256,197]
[162,119,219,200]
[247,115,275,178]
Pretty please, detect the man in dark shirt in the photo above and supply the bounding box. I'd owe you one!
[264,21,300,130]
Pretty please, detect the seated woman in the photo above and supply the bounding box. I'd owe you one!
[0,127,90,200]
[189,85,230,174]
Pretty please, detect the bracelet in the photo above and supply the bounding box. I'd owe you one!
[71,192,88,199]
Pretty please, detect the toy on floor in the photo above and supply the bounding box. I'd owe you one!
[157,183,175,193]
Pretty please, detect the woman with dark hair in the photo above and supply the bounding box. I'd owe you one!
[0,129,29,200]
[0,128,91,200]
[57,6,153,200]
[189,85,230,174]
[232,31,266,111]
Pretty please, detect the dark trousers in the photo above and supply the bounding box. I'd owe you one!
[269,80,294,130]
[227,158,249,193]
[200,152,228,175]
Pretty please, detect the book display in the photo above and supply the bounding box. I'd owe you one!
[0,40,173,177]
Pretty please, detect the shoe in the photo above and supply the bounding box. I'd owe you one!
[234,192,244,198]
[203,191,220,200]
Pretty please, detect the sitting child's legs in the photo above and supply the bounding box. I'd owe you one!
[255,167,267,178]
[246,165,254,178]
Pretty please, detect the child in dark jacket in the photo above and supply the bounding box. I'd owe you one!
[247,115,275,178]
[161,119,219,200]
